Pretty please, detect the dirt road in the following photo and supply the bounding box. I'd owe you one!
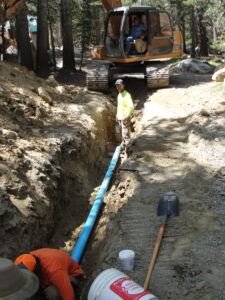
[84,73,225,300]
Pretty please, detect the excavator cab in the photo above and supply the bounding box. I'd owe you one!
[87,5,183,92]
[104,6,174,58]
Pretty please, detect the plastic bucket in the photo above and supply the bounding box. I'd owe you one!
[119,250,135,271]
[88,268,159,300]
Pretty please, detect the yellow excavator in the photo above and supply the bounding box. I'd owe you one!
[87,0,183,91]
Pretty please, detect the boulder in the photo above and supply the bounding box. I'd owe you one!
[56,85,66,94]
[177,58,215,74]
[37,87,53,104]
[0,129,18,139]
[212,67,225,82]
[46,75,58,87]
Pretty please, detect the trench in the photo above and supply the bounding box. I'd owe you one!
[45,79,146,298]
[47,125,121,249]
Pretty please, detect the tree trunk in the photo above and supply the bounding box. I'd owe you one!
[91,6,101,45]
[48,19,56,71]
[37,0,49,75]
[176,1,186,53]
[190,5,196,58]
[180,6,186,53]
[61,0,75,70]
[212,23,217,42]
[1,1,7,60]
[47,2,56,71]
[15,3,34,70]
[197,7,209,57]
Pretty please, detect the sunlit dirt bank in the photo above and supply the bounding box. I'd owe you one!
[0,61,116,258]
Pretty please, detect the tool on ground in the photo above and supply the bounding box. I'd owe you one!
[144,191,179,290]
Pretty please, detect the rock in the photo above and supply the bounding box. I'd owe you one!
[29,117,44,127]
[216,166,225,178]
[212,67,225,82]
[196,281,206,290]
[46,75,58,87]
[55,85,65,94]
[177,58,215,74]
[37,87,53,104]
[200,109,210,117]
[1,129,18,139]
[213,63,225,72]
[14,108,24,117]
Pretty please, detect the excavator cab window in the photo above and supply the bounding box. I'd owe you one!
[159,12,173,36]
[148,11,173,55]
[105,11,124,57]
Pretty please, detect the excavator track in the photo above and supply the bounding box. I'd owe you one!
[86,61,111,92]
[146,64,170,89]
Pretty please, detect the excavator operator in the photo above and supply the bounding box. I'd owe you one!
[124,16,147,55]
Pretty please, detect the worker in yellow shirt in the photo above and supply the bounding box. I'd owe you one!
[115,79,134,148]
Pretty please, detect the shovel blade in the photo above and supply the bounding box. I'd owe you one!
[157,191,179,217]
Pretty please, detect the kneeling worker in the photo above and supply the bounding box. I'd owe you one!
[15,248,85,300]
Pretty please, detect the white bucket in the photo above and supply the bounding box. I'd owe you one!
[88,268,159,300]
[119,249,135,271]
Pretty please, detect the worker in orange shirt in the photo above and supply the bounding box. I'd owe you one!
[15,248,85,300]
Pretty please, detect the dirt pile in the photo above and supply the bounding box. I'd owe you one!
[0,61,116,258]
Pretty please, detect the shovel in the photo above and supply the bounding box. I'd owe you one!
[143,191,179,290]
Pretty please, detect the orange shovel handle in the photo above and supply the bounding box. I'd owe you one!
[143,224,165,290]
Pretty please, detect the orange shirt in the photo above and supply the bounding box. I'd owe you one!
[30,248,84,300]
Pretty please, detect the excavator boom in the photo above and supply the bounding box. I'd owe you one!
[102,0,122,11]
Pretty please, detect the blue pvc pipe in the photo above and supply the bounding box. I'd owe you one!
[71,146,121,263]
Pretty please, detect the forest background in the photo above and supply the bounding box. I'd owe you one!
[0,0,225,76]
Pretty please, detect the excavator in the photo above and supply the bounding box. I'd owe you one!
[87,0,183,91]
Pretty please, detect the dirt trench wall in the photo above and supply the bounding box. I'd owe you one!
[0,62,116,258]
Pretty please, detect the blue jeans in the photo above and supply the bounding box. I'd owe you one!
[124,36,134,53]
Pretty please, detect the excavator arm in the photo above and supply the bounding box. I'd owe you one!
[101,0,122,11]
[101,0,122,37]
[0,0,25,24]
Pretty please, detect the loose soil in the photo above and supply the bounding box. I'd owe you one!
[0,60,225,300]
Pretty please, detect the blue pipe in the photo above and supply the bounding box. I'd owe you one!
[71,146,121,263]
